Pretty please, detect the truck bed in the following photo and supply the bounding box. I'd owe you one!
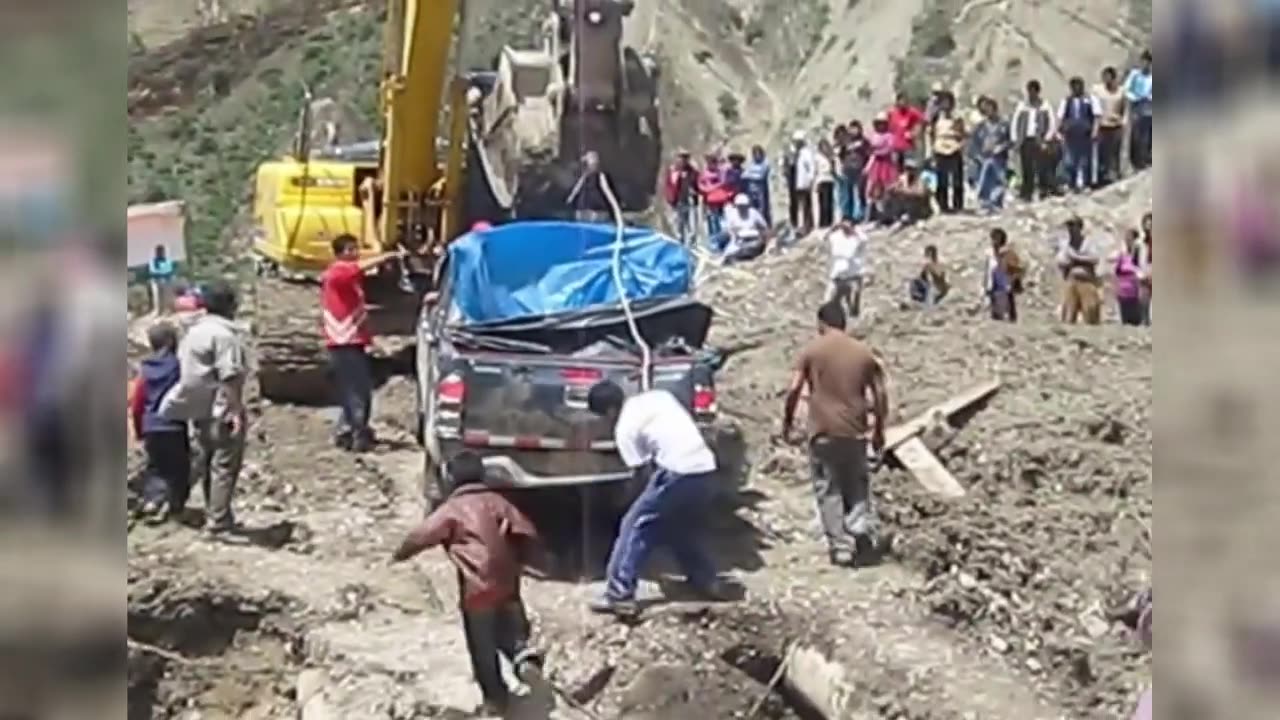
[424,298,717,489]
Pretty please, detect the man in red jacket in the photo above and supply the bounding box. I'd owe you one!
[664,149,700,246]
[887,92,927,167]
[391,452,545,715]
[321,234,400,452]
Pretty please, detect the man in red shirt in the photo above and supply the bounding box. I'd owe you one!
[391,451,545,715]
[322,234,399,452]
[887,92,927,167]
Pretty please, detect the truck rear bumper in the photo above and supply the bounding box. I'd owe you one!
[481,455,631,488]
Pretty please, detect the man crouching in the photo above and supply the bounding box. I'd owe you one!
[390,451,543,715]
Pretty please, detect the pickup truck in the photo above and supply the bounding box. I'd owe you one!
[415,221,718,510]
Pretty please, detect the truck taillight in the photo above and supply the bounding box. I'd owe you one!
[693,385,717,414]
[438,374,466,404]
[560,367,603,384]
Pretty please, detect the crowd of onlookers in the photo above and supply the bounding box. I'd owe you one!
[665,51,1155,325]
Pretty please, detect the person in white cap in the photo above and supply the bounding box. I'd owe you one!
[712,193,769,262]
[783,131,817,234]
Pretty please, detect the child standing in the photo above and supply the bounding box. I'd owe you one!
[130,322,190,522]
[390,452,544,715]
[1114,228,1145,326]
[983,228,1025,322]
[826,219,868,318]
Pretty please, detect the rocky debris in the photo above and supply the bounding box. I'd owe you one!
[545,605,808,719]
[697,175,1152,718]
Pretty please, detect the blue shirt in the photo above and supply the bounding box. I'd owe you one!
[1124,69,1153,116]
[149,256,175,280]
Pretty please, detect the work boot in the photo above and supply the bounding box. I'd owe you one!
[589,595,639,619]
[333,432,353,451]
[144,499,170,526]
[512,648,545,680]
[852,533,889,567]
[350,428,375,454]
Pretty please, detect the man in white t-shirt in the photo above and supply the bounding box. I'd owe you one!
[711,193,770,262]
[585,381,727,617]
[826,218,868,317]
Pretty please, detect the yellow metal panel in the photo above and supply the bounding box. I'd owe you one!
[378,0,460,248]
[252,158,366,274]
[256,205,366,273]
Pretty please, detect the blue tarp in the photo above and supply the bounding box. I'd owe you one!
[446,221,693,326]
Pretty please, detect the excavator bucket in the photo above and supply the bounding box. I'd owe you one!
[467,0,660,219]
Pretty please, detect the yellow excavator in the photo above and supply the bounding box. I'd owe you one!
[251,0,662,404]
[252,0,472,403]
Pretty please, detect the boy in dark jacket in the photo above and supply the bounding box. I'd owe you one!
[391,452,544,715]
[130,322,190,522]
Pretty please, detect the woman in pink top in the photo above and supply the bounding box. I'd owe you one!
[698,153,729,239]
[1114,228,1145,326]
[863,112,900,223]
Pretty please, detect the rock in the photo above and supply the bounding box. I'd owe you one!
[296,668,328,705]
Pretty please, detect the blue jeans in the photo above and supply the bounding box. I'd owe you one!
[604,467,717,601]
[1129,112,1152,170]
[744,180,771,225]
[674,204,696,245]
[836,175,863,221]
[328,346,373,442]
[705,207,723,238]
[976,157,1007,210]
[1062,137,1093,191]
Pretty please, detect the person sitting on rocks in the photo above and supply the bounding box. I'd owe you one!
[711,193,770,262]
[883,161,933,226]
[909,244,949,305]
[1056,216,1103,324]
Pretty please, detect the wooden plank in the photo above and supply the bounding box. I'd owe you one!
[884,380,1001,451]
[894,437,966,498]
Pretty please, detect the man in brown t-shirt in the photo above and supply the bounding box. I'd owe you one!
[782,301,889,567]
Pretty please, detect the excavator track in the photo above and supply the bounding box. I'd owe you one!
[254,267,418,406]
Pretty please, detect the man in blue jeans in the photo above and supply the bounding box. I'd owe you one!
[1124,51,1153,170]
[585,381,730,618]
[1057,76,1100,192]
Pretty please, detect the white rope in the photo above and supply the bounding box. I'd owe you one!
[598,172,652,391]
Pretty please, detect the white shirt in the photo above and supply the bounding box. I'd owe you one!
[1013,100,1056,140]
[723,206,767,240]
[160,314,247,421]
[794,145,818,190]
[815,152,835,183]
[827,225,867,280]
[614,389,717,475]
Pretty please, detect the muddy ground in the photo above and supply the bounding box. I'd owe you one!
[126,174,1151,720]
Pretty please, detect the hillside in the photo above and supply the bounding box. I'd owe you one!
[126,0,1149,276]
[127,3,1152,719]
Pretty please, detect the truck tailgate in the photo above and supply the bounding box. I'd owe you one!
[438,352,714,451]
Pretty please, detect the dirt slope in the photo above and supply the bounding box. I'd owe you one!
[128,4,1151,719]
[698,172,1153,718]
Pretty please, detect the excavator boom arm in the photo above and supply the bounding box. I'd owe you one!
[378,0,465,253]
